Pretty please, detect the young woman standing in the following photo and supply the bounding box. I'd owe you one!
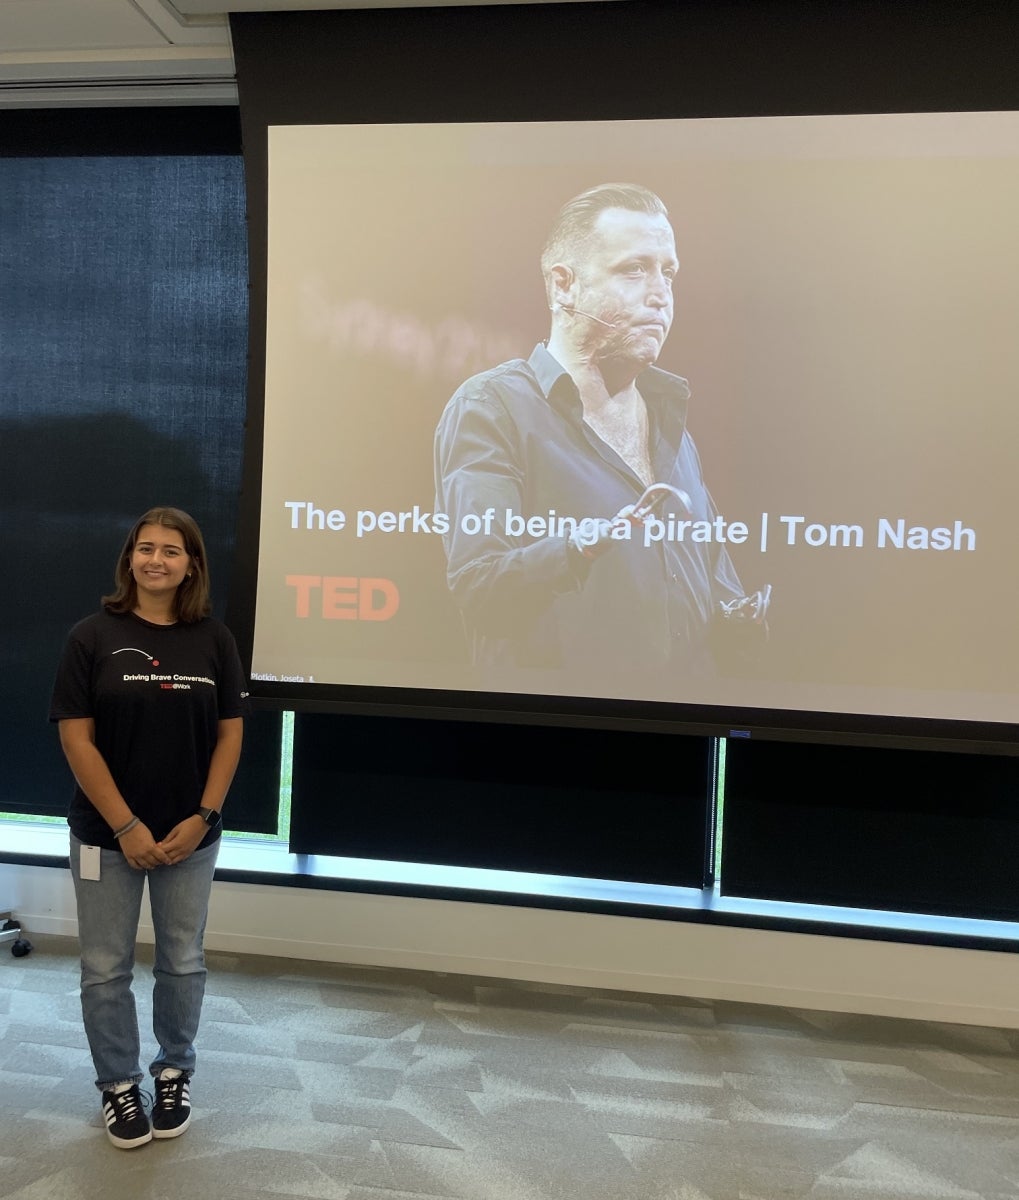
[50,506,247,1149]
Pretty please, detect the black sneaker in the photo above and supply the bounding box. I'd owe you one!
[151,1068,191,1138]
[101,1082,152,1149]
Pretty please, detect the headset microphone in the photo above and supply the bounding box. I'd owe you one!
[557,303,617,329]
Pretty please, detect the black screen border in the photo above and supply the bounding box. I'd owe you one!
[229,0,1019,755]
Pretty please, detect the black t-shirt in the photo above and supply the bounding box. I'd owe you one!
[49,608,249,849]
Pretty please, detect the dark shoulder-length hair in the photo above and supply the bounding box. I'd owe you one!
[103,506,213,624]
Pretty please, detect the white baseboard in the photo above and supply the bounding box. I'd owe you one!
[7,862,1019,1029]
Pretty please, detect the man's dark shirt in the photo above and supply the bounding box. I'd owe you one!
[434,343,745,698]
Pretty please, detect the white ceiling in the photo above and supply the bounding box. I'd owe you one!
[0,0,602,107]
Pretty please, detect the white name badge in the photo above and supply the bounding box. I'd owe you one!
[80,844,101,882]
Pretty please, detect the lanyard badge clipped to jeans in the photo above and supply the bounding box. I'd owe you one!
[80,844,102,881]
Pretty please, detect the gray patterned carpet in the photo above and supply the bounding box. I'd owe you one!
[2,934,1019,1199]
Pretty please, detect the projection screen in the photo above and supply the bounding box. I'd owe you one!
[247,111,1019,738]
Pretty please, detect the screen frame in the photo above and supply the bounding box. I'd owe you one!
[228,0,1019,755]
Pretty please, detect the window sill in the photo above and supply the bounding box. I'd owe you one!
[4,819,1019,953]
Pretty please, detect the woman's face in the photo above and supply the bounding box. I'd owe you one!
[130,523,192,602]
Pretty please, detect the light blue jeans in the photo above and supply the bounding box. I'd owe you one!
[69,833,219,1091]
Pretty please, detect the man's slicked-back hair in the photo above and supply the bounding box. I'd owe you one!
[540,182,669,285]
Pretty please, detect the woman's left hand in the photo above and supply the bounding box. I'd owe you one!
[158,815,209,865]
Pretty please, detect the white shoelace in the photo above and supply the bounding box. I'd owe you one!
[104,1085,146,1124]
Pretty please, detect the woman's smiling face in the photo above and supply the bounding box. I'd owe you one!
[130,523,191,601]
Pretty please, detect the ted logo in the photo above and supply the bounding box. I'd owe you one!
[285,576,399,621]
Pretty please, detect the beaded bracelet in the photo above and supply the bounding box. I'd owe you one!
[112,816,140,840]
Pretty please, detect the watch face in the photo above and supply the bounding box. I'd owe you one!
[200,808,222,829]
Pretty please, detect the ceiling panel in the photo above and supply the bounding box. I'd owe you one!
[0,0,174,52]
[0,0,601,106]
[175,0,594,10]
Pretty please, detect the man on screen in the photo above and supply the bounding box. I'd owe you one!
[434,182,769,698]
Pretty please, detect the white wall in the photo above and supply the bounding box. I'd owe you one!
[5,858,1019,1029]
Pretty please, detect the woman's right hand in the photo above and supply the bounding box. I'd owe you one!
[118,821,172,870]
